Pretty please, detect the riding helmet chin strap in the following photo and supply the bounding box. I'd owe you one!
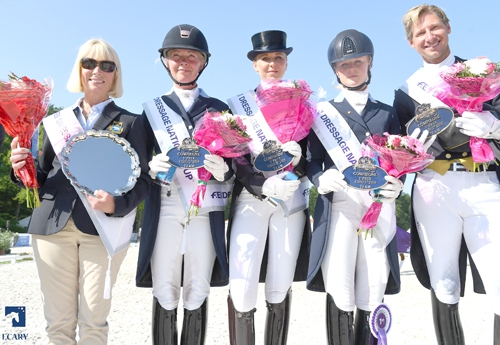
[160,56,208,87]
[337,70,372,91]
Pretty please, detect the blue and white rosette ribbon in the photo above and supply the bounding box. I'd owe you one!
[370,303,392,345]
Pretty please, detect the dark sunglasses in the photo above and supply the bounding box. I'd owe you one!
[81,58,117,72]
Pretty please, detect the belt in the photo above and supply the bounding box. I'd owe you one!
[448,162,496,172]
[448,162,468,171]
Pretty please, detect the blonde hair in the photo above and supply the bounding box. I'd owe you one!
[402,4,450,40]
[66,38,123,98]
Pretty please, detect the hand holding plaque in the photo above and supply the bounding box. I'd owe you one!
[166,137,210,169]
[342,157,388,191]
[253,140,294,172]
[406,103,454,137]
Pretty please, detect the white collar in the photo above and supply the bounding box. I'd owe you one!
[165,86,209,99]
[422,53,455,71]
[334,87,376,104]
[73,97,112,114]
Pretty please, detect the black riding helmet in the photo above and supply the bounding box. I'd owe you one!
[327,29,374,91]
[159,24,210,87]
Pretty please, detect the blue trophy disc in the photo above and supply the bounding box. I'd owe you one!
[406,103,454,136]
[342,157,388,190]
[166,138,210,169]
[370,304,392,345]
[254,140,294,172]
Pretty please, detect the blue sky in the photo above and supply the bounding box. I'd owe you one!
[1,0,499,116]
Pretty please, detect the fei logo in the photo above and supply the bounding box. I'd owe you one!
[5,306,26,327]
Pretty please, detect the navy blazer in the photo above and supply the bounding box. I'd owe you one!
[306,97,401,293]
[21,101,151,236]
[135,92,232,288]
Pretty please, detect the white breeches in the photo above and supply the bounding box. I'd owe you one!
[229,189,306,312]
[413,169,500,313]
[322,188,396,312]
[150,185,216,311]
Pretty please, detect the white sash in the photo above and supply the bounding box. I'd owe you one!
[399,67,449,108]
[143,97,232,213]
[311,101,392,243]
[43,107,137,298]
[312,102,362,170]
[228,91,308,215]
[227,91,280,154]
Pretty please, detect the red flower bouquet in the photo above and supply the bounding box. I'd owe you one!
[0,73,53,207]
[256,79,315,145]
[359,133,434,238]
[431,57,500,165]
[189,110,252,221]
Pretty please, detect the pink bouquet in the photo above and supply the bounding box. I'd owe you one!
[431,57,500,164]
[359,133,434,238]
[0,73,52,207]
[256,79,315,145]
[189,110,252,221]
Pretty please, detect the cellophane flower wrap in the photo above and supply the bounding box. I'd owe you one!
[431,57,500,165]
[255,80,315,170]
[0,73,53,208]
[188,110,252,222]
[358,133,434,238]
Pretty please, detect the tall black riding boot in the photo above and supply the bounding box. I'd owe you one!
[431,289,465,345]
[264,289,292,345]
[326,294,354,345]
[354,308,377,345]
[180,298,208,345]
[494,314,500,345]
[152,297,178,345]
[228,294,256,345]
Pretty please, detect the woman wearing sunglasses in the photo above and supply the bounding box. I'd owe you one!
[9,38,150,345]
[135,24,232,345]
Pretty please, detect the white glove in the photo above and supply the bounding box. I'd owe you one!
[373,175,403,203]
[317,169,347,194]
[203,154,229,181]
[262,171,300,201]
[281,141,302,167]
[148,153,172,179]
[409,127,436,151]
[455,111,500,139]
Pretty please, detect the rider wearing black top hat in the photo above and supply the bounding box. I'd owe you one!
[226,29,311,345]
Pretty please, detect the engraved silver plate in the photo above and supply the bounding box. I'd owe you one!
[61,130,140,196]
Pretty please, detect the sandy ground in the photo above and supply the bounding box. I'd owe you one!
[0,244,495,344]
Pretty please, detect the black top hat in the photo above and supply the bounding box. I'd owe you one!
[247,30,293,61]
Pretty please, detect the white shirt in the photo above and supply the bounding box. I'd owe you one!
[73,98,113,130]
[334,87,377,115]
[170,87,200,112]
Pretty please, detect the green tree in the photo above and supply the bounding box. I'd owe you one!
[308,185,317,218]
[395,192,411,230]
